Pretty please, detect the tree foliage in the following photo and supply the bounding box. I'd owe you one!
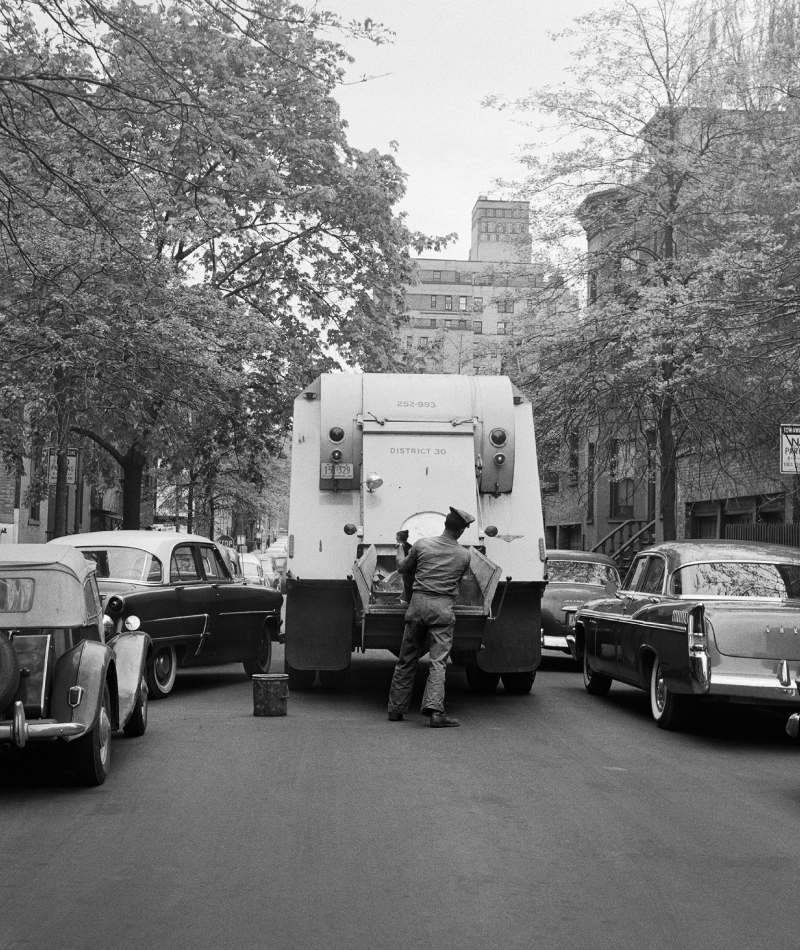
[0,0,445,530]
[491,0,800,538]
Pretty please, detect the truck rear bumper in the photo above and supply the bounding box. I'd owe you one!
[0,702,84,749]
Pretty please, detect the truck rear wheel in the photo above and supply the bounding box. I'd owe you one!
[501,671,535,694]
[465,662,500,694]
[286,663,316,690]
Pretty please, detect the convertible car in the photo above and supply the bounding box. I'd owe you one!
[0,545,149,785]
[574,540,800,729]
[54,532,283,699]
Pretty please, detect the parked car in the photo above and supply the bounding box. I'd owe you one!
[574,540,800,729]
[54,532,283,700]
[541,550,620,657]
[241,554,267,587]
[0,544,149,785]
[260,543,288,591]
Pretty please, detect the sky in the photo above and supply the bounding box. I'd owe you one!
[327,0,600,260]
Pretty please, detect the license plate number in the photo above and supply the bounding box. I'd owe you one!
[566,612,576,627]
[321,463,353,479]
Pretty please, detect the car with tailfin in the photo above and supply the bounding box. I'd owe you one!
[574,541,800,729]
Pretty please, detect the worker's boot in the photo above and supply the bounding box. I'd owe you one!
[429,711,460,728]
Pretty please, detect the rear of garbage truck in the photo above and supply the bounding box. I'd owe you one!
[284,373,547,693]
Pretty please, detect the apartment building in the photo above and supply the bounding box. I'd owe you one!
[401,197,547,375]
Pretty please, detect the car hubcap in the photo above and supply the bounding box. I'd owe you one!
[98,706,111,768]
[155,650,173,684]
[655,667,666,713]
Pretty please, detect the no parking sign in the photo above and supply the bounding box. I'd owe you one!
[780,424,800,474]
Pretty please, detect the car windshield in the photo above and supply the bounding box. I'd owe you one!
[671,561,800,599]
[79,547,163,583]
[548,560,619,587]
[242,562,260,576]
[0,577,34,612]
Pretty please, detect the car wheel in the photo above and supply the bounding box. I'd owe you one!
[146,645,177,699]
[501,671,536,694]
[286,663,316,690]
[123,678,148,737]
[69,682,113,786]
[319,665,351,691]
[243,624,273,676]
[583,648,612,696]
[0,631,20,713]
[465,662,500,694]
[650,658,690,730]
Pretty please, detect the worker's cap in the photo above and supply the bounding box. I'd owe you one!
[448,507,475,528]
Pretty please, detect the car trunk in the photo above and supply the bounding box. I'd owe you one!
[709,602,800,659]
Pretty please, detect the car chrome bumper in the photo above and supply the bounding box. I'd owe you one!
[542,634,570,651]
[0,702,84,749]
[708,674,800,703]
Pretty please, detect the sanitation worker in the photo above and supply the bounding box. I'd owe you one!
[387,507,474,728]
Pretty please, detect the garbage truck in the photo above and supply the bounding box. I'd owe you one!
[284,373,547,693]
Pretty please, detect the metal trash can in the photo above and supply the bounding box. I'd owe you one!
[252,673,289,717]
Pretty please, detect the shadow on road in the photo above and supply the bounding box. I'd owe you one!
[587,681,800,750]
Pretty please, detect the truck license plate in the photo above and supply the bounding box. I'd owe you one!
[321,463,353,479]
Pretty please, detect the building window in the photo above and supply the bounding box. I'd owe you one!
[444,319,453,329]
[419,337,428,347]
[430,295,437,308]
[458,319,468,329]
[473,321,483,334]
[480,221,488,232]
[610,438,635,519]
[526,298,534,312]
[473,297,483,311]
[459,296,468,311]
[496,322,507,335]
[497,300,515,314]
[444,296,453,311]
[588,268,598,304]
[406,337,413,349]
[432,271,441,282]
[567,432,579,486]
[429,318,437,328]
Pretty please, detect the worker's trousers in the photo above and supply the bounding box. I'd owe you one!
[387,592,456,715]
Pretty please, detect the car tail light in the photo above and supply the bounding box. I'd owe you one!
[687,609,708,654]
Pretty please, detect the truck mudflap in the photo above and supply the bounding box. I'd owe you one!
[285,578,354,670]
[108,632,150,727]
[477,581,545,673]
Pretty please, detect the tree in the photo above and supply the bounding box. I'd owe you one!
[490,0,800,539]
[0,0,445,529]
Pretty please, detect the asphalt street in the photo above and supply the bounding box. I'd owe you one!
[2,647,799,950]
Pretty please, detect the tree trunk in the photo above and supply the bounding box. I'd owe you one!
[121,446,147,529]
[658,395,677,541]
[187,471,194,534]
[51,367,71,539]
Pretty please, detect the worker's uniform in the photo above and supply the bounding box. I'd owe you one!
[387,535,471,715]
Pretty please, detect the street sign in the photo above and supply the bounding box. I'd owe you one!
[780,424,800,474]
[47,448,78,486]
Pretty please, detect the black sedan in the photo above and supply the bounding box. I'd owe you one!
[55,531,282,699]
